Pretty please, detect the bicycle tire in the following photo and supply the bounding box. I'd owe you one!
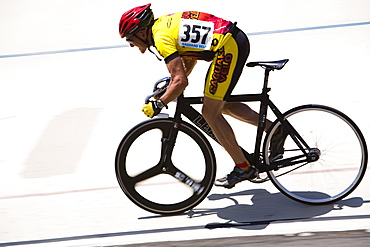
[116,118,216,215]
[263,104,367,205]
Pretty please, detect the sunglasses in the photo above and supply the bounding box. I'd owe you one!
[126,33,137,46]
[125,34,136,44]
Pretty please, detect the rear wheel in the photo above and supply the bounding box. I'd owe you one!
[263,105,367,204]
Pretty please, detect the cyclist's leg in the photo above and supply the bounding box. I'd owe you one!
[205,27,272,132]
[203,26,257,188]
[203,26,248,165]
[202,97,245,164]
[223,102,272,132]
[203,97,258,188]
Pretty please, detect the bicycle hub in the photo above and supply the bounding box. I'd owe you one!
[307,148,321,162]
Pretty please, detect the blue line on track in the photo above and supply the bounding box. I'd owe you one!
[247,21,370,36]
[1,21,369,59]
[0,45,127,59]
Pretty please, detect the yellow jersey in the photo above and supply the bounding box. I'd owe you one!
[152,11,234,63]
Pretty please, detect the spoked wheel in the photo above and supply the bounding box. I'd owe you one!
[263,105,367,205]
[116,118,216,215]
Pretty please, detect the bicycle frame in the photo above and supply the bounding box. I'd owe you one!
[167,68,312,173]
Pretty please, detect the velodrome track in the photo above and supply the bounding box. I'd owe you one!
[1,0,370,246]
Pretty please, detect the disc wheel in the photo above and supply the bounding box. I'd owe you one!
[116,118,216,215]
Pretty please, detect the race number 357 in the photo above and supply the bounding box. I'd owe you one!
[178,19,214,50]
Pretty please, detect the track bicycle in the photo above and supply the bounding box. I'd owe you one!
[115,59,368,215]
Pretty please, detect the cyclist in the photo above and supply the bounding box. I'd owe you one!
[119,4,286,188]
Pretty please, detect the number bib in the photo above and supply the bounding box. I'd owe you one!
[178,18,214,50]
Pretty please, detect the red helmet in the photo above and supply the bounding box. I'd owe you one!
[119,3,154,38]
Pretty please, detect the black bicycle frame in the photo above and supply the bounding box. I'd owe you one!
[167,69,311,172]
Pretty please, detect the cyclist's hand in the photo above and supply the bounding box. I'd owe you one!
[142,100,166,118]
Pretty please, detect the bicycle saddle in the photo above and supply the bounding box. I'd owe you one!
[246,59,289,70]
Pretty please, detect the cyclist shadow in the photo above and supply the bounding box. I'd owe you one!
[189,189,364,230]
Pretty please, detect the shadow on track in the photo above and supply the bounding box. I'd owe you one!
[187,189,366,229]
[140,188,367,230]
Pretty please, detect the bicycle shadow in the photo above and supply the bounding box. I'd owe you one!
[188,189,365,230]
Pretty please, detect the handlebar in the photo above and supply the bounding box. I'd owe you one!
[145,77,171,104]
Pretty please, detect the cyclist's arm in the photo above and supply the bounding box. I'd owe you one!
[160,56,189,105]
[182,57,197,76]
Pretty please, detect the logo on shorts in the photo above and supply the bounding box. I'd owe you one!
[209,47,233,95]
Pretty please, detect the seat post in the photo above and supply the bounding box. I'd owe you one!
[263,68,272,93]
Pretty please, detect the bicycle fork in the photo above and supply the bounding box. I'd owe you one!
[159,120,205,195]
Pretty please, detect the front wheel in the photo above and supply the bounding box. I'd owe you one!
[263,105,367,205]
[116,118,216,215]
